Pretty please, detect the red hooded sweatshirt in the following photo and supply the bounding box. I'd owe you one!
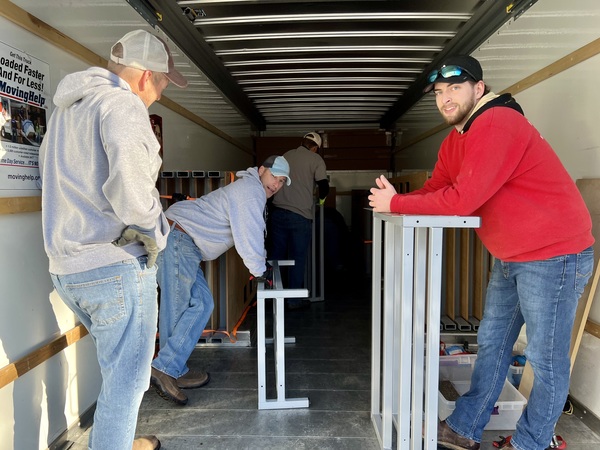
[390,94,593,261]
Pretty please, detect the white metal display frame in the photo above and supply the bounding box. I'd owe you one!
[370,212,480,450]
[257,260,310,410]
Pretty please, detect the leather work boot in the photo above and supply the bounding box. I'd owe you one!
[150,367,188,405]
[438,421,480,450]
[132,435,161,450]
[177,369,211,389]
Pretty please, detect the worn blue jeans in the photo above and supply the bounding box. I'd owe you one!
[268,207,312,289]
[152,228,213,378]
[446,247,593,450]
[50,257,157,450]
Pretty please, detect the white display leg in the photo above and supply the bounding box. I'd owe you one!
[257,260,310,410]
[370,213,480,450]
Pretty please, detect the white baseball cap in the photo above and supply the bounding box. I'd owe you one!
[303,131,322,148]
[110,29,188,88]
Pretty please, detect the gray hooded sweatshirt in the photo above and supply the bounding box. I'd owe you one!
[38,67,168,275]
[166,167,267,277]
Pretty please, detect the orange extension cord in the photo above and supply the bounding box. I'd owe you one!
[153,299,256,357]
[202,299,257,344]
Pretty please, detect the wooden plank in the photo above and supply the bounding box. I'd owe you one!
[323,149,391,163]
[158,97,252,155]
[324,148,391,159]
[502,37,600,97]
[223,168,259,334]
[473,237,484,320]
[0,196,41,215]
[0,324,88,389]
[585,320,600,339]
[225,248,253,334]
[388,171,429,194]
[324,158,389,171]
[211,176,225,330]
[201,170,257,335]
[206,259,220,330]
[0,1,104,68]
[255,132,393,171]
[254,136,298,152]
[328,132,389,148]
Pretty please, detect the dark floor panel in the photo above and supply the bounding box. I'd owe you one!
[280,346,371,360]
[142,385,371,412]
[153,436,382,450]
[283,358,371,374]
[136,409,376,438]
[280,372,369,390]
[187,348,371,374]
[141,387,258,409]
[284,389,371,411]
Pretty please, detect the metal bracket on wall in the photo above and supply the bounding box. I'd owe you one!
[126,0,160,27]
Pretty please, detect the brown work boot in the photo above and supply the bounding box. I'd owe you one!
[132,435,161,450]
[177,369,211,389]
[438,421,480,450]
[150,367,188,405]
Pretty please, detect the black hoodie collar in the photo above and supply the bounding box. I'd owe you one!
[461,93,524,133]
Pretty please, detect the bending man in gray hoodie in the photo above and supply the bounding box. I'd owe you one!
[150,156,291,405]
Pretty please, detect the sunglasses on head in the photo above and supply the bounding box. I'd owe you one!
[427,65,477,84]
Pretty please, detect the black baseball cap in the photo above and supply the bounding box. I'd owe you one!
[423,55,483,93]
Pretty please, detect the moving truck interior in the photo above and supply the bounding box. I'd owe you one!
[2,0,600,448]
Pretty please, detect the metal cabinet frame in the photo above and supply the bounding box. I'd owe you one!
[370,213,480,450]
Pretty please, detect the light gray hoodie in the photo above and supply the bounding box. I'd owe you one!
[38,67,168,275]
[166,168,267,277]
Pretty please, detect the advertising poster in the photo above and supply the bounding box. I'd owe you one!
[0,40,49,193]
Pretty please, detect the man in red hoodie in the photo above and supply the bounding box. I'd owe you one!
[369,55,594,450]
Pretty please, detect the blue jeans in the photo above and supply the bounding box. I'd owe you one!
[268,207,312,289]
[50,257,157,450]
[446,247,593,450]
[152,228,214,378]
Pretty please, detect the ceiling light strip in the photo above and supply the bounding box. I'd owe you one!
[238,77,415,84]
[231,68,423,77]
[259,103,388,111]
[262,112,384,118]
[205,30,455,42]
[245,85,406,92]
[252,96,395,102]
[255,101,395,106]
[216,45,443,56]
[224,57,433,67]
[194,12,472,26]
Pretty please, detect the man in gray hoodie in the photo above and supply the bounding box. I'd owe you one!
[37,30,188,450]
[150,156,291,405]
